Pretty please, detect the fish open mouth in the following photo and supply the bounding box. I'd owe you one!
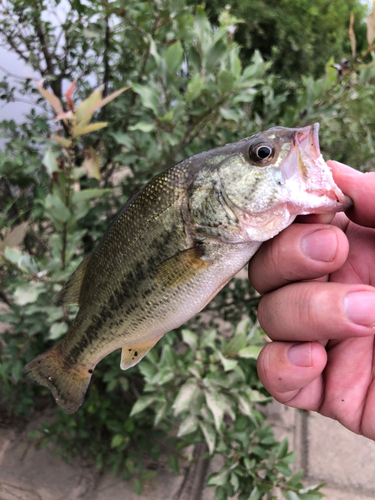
[295,123,321,159]
[286,123,353,213]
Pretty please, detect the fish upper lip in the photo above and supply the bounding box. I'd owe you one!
[295,123,321,159]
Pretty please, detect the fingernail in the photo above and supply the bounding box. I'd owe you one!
[344,292,375,326]
[288,343,312,367]
[301,228,337,262]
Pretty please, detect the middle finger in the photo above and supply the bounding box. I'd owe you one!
[258,281,375,342]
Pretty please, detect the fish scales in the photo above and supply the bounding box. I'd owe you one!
[24,124,352,413]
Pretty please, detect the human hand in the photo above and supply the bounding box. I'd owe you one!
[249,161,375,439]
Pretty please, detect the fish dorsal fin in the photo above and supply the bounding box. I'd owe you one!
[154,245,212,289]
[121,336,163,370]
[53,255,91,306]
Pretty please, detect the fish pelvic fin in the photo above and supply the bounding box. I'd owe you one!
[154,245,211,289]
[24,346,92,414]
[121,336,163,370]
[53,254,91,306]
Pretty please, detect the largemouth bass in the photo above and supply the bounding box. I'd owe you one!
[24,123,351,414]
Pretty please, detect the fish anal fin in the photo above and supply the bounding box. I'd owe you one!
[121,336,163,370]
[53,254,91,306]
[154,245,211,289]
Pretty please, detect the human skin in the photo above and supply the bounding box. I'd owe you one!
[249,160,375,440]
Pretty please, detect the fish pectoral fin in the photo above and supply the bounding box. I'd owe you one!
[154,245,211,289]
[53,254,91,306]
[121,336,163,370]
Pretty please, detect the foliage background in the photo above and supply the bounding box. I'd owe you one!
[1,1,375,499]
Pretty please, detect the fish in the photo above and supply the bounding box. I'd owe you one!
[24,123,352,414]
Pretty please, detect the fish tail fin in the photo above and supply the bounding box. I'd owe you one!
[24,346,92,414]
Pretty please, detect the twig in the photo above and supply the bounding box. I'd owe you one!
[0,65,26,80]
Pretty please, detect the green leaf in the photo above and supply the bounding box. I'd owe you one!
[224,332,246,356]
[132,477,143,495]
[299,492,325,500]
[281,490,298,500]
[230,472,239,493]
[132,84,160,115]
[199,421,216,455]
[128,121,155,133]
[42,148,59,175]
[173,380,200,415]
[28,430,41,440]
[71,188,113,204]
[298,483,325,495]
[200,329,217,348]
[45,194,71,222]
[238,346,262,359]
[154,402,168,426]
[49,322,68,340]
[111,131,134,149]
[277,438,289,459]
[181,329,197,351]
[51,135,72,148]
[195,6,210,44]
[3,246,22,267]
[236,317,251,335]
[219,107,240,121]
[77,86,130,123]
[205,390,224,431]
[72,122,108,137]
[230,52,242,79]
[214,486,227,500]
[164,41,183,74]
[142,470,157,481]
[275,462,292,477]
[218,352,238,371]
[167,453,180,473]
[111,434,124,448]
[237,392,254,418]
[130,394,159,416]
[14,283,39,305]
[138,361,156,382]
[11,360,23,382]
[249,486,262,500]
[75,88,102,123]
[177,415,198,437]
[155,368,175,385]
[207,469,229,487]
[186,74,203,102]
[218,70,235,93]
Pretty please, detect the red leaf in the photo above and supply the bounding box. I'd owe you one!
[65,81,76,111]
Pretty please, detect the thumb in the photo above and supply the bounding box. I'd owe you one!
[257,341,327,410]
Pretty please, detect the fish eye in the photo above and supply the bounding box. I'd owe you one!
[249,141,274,165]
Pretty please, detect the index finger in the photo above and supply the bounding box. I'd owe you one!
[328,160,375,229]
[248,223,349,295]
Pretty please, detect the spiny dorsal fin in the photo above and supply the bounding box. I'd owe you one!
[121,336,163,370]
[154,245,211,289]
[53,254,91,306]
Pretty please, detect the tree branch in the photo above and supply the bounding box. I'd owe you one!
[103,16,111,99]
[33,11,61,98]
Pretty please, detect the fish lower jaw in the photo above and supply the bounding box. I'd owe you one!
[286,191,352,215]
